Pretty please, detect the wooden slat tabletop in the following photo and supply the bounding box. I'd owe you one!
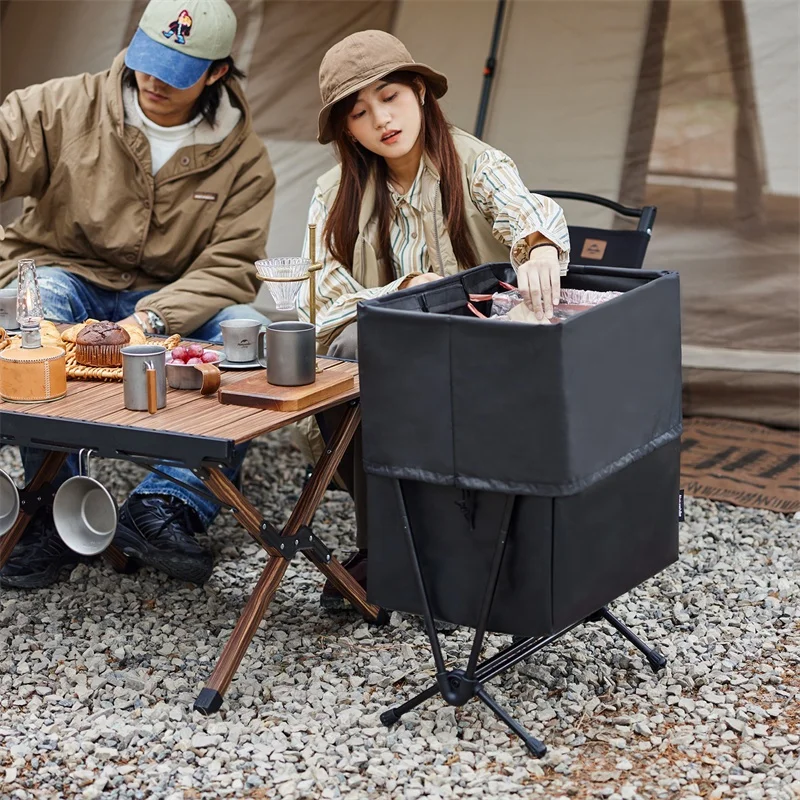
[0,343,359,446]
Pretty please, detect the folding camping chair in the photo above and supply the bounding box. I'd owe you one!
[533,190,657,269]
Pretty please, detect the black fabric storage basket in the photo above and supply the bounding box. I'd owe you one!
[357,263,682,636]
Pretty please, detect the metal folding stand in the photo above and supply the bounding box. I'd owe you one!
[380,479,668,757]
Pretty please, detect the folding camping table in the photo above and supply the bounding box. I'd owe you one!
[0,353,384,714]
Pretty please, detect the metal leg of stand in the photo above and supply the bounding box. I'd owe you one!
[380,682,440,727]
[595,606,667,673]
[465,495,516,680]
[391,480,449,682]
[476,685,547,758]
[384,485,549,755]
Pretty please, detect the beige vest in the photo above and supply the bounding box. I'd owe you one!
[316,128,511,287]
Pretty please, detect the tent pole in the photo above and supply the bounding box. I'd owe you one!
[615,0,670,228]
[473,0,508,139]
[720,0,765,236]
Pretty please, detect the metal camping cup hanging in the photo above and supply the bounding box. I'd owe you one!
[254,223,322,373]
[52,449,117,555]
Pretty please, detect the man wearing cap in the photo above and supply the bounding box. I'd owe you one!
[0,0,274,589]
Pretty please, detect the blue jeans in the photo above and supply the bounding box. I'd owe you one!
[19,268,269,526]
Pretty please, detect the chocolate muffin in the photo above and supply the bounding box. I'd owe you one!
[75,321,130,367]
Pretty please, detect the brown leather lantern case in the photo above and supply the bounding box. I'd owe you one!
[0,345,67,403]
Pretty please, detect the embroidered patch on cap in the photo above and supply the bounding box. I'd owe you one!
[162,9,193,46]
[194,192,218,201]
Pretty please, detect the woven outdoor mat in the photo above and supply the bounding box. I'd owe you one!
[64,335,181,382]
[681,417,800,514]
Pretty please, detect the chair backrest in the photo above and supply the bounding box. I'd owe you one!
[533,190,657,269]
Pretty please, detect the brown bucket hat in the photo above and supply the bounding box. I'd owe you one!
[317,30,448,145]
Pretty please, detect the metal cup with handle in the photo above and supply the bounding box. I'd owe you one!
[53,449,117,555]
[166,358,222,394]
[122,344,166,412]
[0,469,20,537]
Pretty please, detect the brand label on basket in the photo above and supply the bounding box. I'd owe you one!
[678,489,685,522]
[194,192,218,202]
[581,239,607,260]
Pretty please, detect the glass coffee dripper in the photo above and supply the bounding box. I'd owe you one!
[254,223,322,326]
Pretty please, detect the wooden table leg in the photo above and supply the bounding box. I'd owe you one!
[303,549,386,623]
[102,545,135,573]
[208,403,383,621]
[0,451,67,568]
[289,402,385,622]
[194,555,289,715]
[194,401,384,714]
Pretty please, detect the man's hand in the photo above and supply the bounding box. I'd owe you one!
[117,314,144,330]
[517,245,561,319]
[402,273,443,289]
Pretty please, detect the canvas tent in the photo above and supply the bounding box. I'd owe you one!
[1,0,798,427]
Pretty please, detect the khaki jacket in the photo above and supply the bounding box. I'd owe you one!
[0,52,275,335]
[316,127,510,290]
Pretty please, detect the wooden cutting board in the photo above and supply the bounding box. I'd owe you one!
[218,361,357,411]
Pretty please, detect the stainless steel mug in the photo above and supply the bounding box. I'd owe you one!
[0,288,18,331]
[53,449,117,555]
[0,469,20,537]
[266,321,316,386]
[122,345,167,412]
[220,319,264,363]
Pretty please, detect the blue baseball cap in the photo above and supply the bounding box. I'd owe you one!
[124,0,237,90]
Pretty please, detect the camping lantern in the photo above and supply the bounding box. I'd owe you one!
[0,259,67,403]
[16,259,44,349]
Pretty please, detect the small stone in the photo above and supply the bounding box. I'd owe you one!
[764,736,790,749]
[725,718,745,733]
[191,733,220,749]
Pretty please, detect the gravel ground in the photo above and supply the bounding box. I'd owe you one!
[0,430,798,800]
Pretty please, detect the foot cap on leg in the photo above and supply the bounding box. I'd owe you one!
[194,688,224,716]
[380,708,401,727]
[525,737,547,758]
[648,650,668,673]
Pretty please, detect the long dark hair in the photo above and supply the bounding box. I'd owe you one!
[325,71,478,282]
[122,56,245,127]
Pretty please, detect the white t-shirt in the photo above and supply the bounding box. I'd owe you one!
[134,95,203,175]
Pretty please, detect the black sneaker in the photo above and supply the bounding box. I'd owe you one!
[320,549,367,610]
[113,495,213,585]
[0,508,86,589]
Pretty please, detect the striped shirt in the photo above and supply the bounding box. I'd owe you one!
[297,147,570,346]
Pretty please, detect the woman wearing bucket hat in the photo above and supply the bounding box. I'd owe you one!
[297,30,570,609]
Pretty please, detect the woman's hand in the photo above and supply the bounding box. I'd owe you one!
[401,273,442,289]
[517,245,561,320]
